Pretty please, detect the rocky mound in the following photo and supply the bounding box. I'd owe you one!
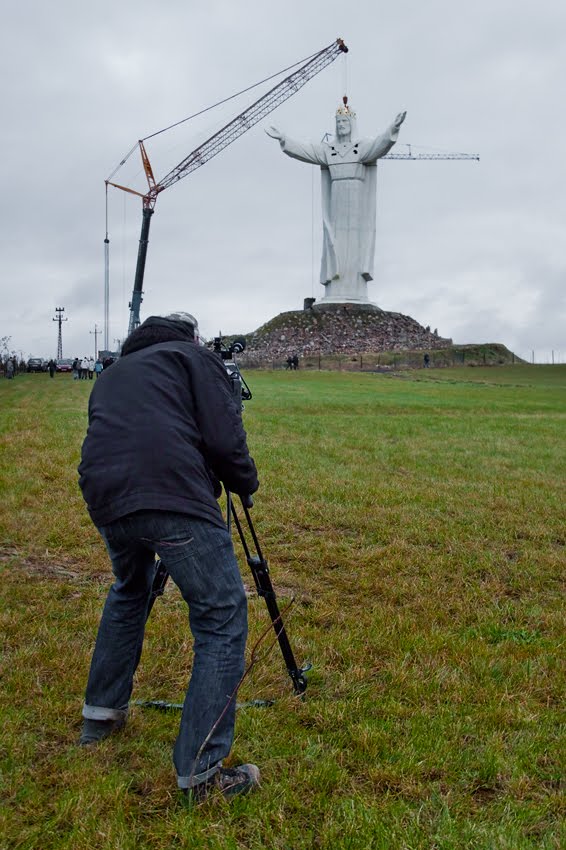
[235,303,452,365]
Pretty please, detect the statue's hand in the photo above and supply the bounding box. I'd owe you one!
[394,111,407,129]
[265,125,283,141]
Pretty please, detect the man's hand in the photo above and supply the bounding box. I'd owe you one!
[393,111,407,129]
[208,469,223,499]
[265,126,284,141]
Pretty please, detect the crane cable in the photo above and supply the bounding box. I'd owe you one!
[105,46,323,183]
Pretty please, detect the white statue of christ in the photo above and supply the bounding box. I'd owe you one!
[266,101,406,305]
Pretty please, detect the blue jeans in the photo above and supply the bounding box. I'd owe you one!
[82,511,248,788]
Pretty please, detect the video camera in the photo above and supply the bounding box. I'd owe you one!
[211,335,252,408]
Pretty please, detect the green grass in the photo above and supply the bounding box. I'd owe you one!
[1,367,565,849]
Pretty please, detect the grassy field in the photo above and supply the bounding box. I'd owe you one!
[0,366,564,849]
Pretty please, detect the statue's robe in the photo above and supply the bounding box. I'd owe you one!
[279,124,400,302]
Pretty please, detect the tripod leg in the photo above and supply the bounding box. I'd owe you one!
[143,499,309,695]
[230,500,308,695]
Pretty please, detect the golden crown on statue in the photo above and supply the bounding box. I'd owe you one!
[336,96,356,118]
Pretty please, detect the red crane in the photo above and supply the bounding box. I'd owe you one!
[105,39,349,336]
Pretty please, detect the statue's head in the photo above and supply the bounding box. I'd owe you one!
[335,114,352,140]
[335,97,356,141]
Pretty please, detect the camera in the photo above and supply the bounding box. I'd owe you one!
[210,336,252,407]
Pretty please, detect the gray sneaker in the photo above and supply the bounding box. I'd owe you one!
[79,715,126,746]
[186,764,260,802]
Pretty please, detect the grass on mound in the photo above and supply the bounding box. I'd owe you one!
[0,366,564,850]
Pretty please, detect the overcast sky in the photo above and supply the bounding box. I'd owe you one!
[2,0,565,362]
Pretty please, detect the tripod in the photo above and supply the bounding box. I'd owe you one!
[145,493,309,696]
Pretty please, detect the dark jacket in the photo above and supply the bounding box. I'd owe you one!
[78,340,258,528]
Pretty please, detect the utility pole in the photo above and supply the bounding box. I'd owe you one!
[53,307,67,360]
[90,323,101,359]
[104,237,110,352]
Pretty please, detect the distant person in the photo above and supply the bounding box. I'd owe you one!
[94,359,103,379]
[81,356,89,380]
[72,358,80,380]
[285,356,293,370]
[88,357,94,379]
[48,359,56,378]
[292,355,299,370]
[102,356,114,370]
[423,353,430,368]
[6,358,14,379]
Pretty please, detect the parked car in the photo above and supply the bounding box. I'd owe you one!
[56,358,74,373]
[27,358,45,373]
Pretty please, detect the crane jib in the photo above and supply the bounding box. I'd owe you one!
[154,38,348,196]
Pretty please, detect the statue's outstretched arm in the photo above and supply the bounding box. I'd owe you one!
[266,128,325,165]
[362,112,407,162]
